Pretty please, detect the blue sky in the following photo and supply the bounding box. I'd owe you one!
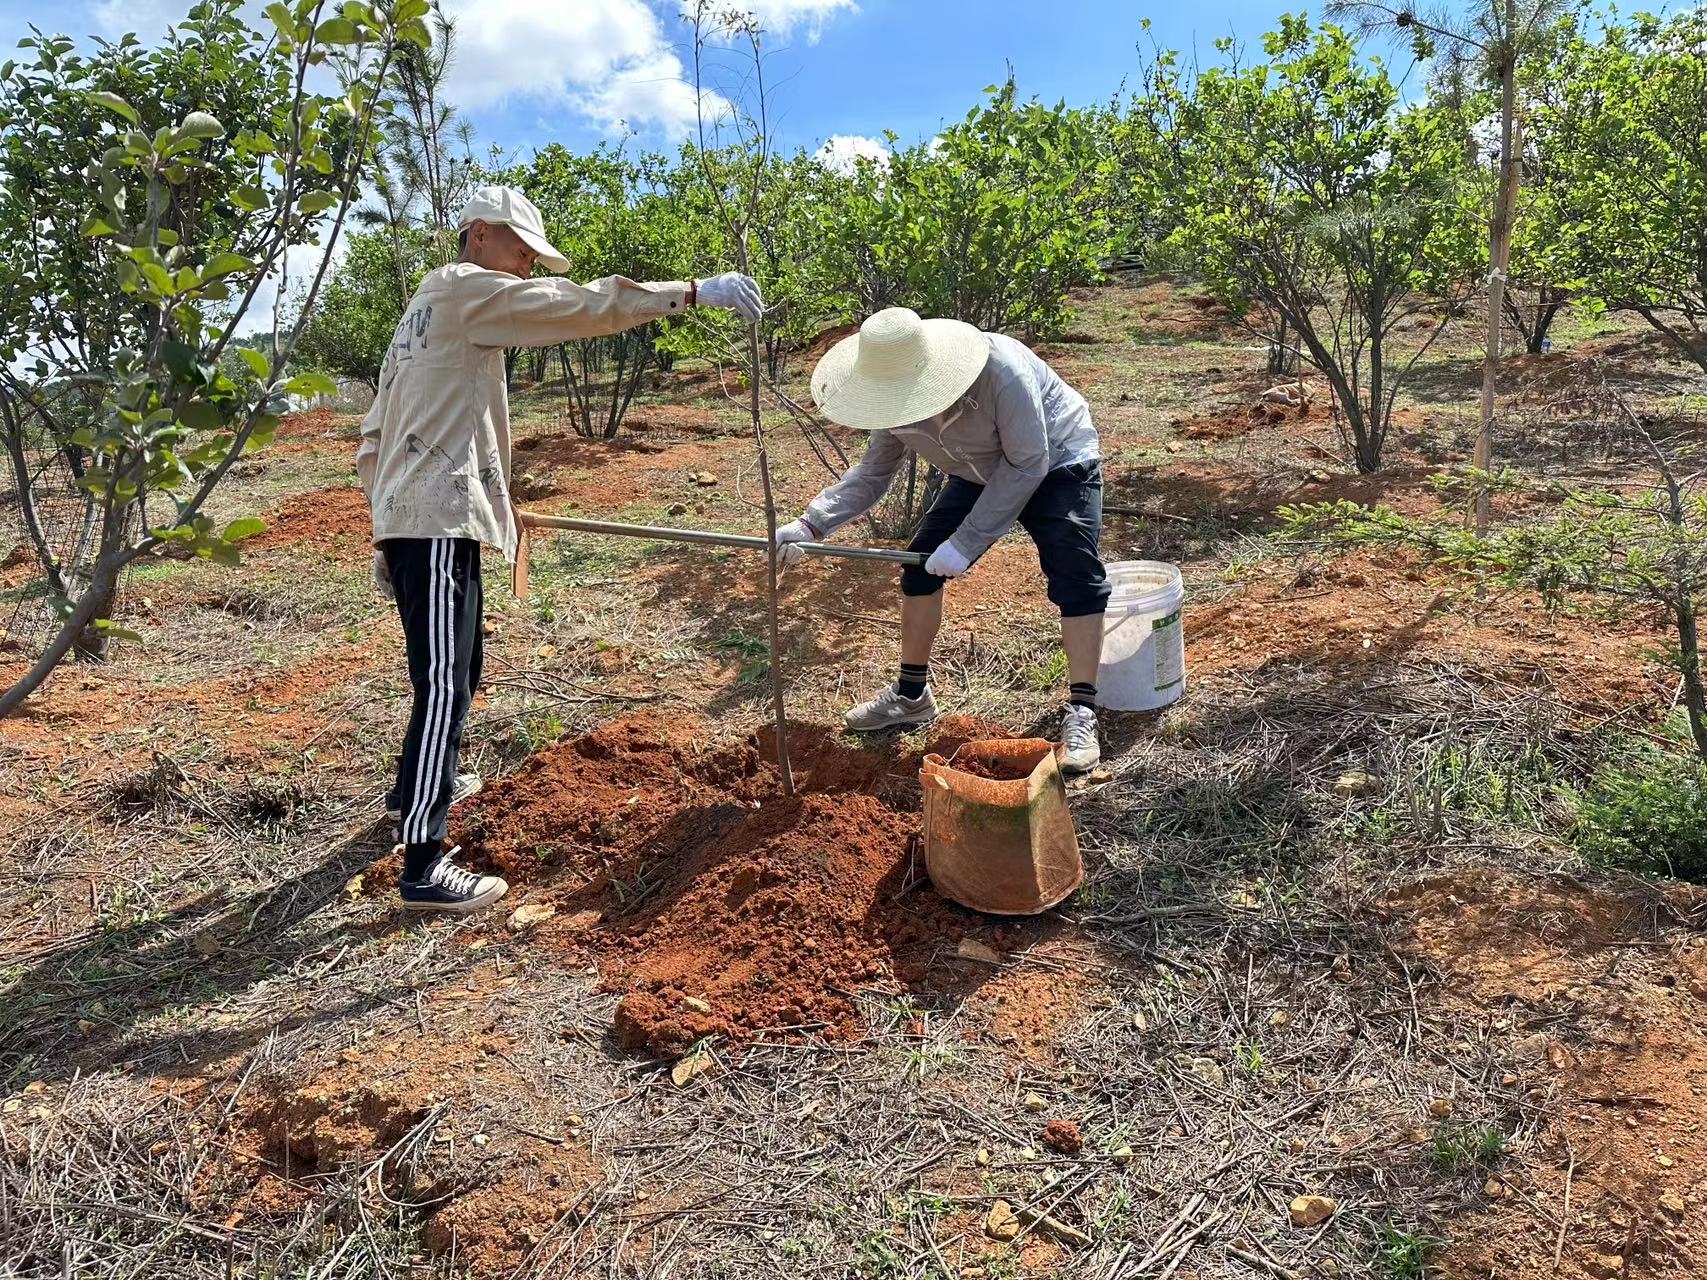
[3,0,1325,163]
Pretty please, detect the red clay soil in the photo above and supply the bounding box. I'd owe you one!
[511,430,730,510]
[1381,871,1707,1279]
[1186,549,1665,718]
[1174,402,1303,440]
[1114,458,1450,524]
[454,714,1026,1058]
[229,1023,599,1277]
[275,408,344,440]
[1116,280,1238,340]
[1041,1119,1084,1155]
[248,485,371,560]
[946,751,1037,781]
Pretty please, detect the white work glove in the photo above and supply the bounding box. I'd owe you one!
[372,550,394,600]
[924,541,971,579]
[774,518,817,569]
[695,272,764,322]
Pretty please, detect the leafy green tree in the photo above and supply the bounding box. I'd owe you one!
[827,79,1118,336]
[520,143,703,438]
[1108,24,1191,267]
[1167,17,1478,473]
[0,0,425,715]
[1540,11,1707,375]
[359,0,475,271]
[1330,0,1576,525]
[292,225,429,389]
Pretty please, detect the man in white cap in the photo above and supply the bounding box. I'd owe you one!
[357,185,763,912]
[776,307,1108,772]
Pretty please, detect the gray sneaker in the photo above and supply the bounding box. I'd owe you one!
[845,684,939,733]
[1060,704,1101,773]
[386,771,482,825]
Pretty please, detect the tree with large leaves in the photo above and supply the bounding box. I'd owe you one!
[1540,11,1707,375]
[827,79,1118,337]
[1167,16,1478,473]
[0,0,427,716]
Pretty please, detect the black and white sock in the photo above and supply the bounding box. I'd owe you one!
[1069,681,1098,709]
[897,663,929,700]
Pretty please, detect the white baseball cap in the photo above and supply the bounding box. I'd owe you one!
[456,185,569,273]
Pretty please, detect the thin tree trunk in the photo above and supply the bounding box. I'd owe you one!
[1,390,67,594]
[1475,31,1521,534]
[0,556,120,716]
[1677,594,1707,761]
[560,346,590,438]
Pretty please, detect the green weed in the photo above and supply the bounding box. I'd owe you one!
[1427,1123,1504,1174]
[854,1233,906,1277]
[1410,739,1556,828]
[715,630,770,683]
[1570,736,1707,882]
[1018,648,1069,691]
[522,709,565,751]
[1236,1040,1263,1073]
[1373,1223,1445,1280]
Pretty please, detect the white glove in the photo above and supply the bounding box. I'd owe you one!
[924,541,971,579]
[372,550,394,600]
[774,518,816,569]
[696,272,764,322]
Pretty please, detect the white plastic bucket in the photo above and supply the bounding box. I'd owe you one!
[1097,561,1186,712]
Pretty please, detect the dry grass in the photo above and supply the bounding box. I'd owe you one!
[3,280,1705,1278]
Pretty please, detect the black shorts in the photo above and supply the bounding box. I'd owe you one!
[902,460,1110,617]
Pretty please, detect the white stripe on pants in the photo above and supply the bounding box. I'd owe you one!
[403,539,455,844]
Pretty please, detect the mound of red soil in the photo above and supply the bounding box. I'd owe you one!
[1174,401,1310,440]
[276,407,343,439]
[455,715,1020,1057]
[946,751,1037,781]
[249,485,371,559]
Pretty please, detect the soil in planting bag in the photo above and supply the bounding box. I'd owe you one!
[919,737,1083,916]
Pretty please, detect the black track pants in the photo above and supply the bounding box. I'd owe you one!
[383,537,483,878]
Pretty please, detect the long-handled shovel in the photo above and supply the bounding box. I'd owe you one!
[512,510,925,597]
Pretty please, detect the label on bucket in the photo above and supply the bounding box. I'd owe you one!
[1152,608,1185,691]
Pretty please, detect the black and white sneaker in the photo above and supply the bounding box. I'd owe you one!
[386,772,483,826]
[399,847,508,914]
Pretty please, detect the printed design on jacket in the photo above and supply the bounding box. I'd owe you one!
[376,302,435,394]
[381,433,473,520]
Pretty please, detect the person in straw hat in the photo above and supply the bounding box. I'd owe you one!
[357,184,763,912]
[777,307,1108,772]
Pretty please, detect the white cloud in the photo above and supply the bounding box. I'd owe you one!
[442,0,715,135]
[91,0,189,40]
[238,236,351,338]
[738,0,859,43]
[84,1,859,142]
[814,133,889,175]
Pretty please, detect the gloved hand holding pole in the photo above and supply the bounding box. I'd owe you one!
[695,272,765,322]
[773,517,818,569]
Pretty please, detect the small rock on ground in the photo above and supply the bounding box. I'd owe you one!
[1289,1194,1336,1228]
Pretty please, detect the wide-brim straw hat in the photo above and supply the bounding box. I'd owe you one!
[811,308,990,431]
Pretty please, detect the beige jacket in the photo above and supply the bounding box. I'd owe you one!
[356,262,691,561]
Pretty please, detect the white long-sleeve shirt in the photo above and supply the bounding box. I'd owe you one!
[356,262,691,560]
[803,333,1100,563]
